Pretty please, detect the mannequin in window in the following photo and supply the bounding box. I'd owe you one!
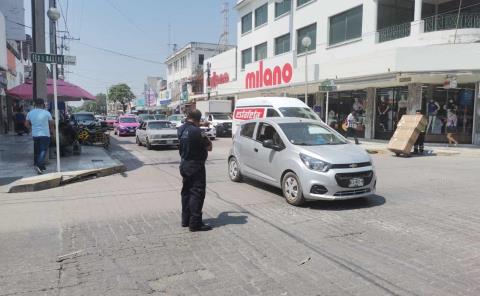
[377,96,389,131]
[397,95,408,121]
[445,99,458,112]
[352,97,364,115]
[426,99,440,133]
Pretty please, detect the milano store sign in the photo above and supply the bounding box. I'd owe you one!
[245,61,293,90]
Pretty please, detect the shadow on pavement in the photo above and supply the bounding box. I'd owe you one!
[108,137,144,173]
[203,211,248,228]
[306,195,386,211]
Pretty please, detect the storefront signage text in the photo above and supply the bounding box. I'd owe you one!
[233,108,265,120]
[210,72,230,88]
[245,61,293,89]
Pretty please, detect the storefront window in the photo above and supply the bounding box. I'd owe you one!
[375,87,408,140]
[422,84,475,144]
[326,90,367,138]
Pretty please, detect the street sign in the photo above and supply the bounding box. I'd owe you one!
[31,53,64,64]
[64,55,76,65]
[319,79,337,92]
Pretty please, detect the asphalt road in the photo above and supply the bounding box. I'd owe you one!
[0,135,479,295]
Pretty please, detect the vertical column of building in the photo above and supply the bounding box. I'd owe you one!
[364,87,376,139]
[474,82,480,145]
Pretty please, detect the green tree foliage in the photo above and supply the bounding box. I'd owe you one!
[108,84,135,112]
[76,93,108,114]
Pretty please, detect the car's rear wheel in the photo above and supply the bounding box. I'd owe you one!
[228,157,242,182]
[146,138,152,150]
[282,172,305,206]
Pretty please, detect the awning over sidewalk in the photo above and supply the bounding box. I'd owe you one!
[7,79,96,101]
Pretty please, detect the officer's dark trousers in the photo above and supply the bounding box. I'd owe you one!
[180,160,206,228]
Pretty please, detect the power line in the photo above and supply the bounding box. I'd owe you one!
[104,0,148,34]
[77,41,165,64]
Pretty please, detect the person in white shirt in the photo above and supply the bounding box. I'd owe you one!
[346,110,359,145]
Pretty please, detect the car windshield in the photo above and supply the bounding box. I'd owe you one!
[212,114,231,120]
[279,122,347,146]
[75,114,95,121]
[149,122,172,129]
[119,117,137,123]
[169,115,183,121]
[279,107,319,120]
[154,114,166,120]
[139,114,155,120]
[106,116,117,120]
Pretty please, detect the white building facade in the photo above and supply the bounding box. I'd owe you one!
[206,0,480,144]
[165,42,234,111]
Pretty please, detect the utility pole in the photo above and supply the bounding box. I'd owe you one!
[206,62,211,100]
[48,0,57,78]
[31,0,47,100]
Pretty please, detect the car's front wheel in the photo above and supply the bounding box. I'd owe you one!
[136,136,142,146]
[282,172,305,206]
[228,157,242,182]
[146,138,152,150]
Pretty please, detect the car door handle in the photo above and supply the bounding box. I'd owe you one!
[254,148,258,152]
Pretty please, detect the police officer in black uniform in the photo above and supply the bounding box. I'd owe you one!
[178,109,213,232]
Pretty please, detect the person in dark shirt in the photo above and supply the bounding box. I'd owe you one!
[177,109,212,232]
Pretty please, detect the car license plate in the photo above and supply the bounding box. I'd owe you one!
[348,178,364,188]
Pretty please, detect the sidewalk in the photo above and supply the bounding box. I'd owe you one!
[358,138,480,157]
[0,134,125,193]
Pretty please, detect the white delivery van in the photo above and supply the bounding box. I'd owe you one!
[196,100,233,136]
[232,97,322,135]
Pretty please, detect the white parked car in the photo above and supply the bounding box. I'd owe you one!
[136,120,179,150]
[200,117,216,140]
[167,114,185,128]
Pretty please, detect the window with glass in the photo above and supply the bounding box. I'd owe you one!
[240,122,256,138]
[275,0,291,18]
[254,42,268,61]
[255,3,268,27]
[297,0,313,8]
[278,107,319,120]
[198,54,204,65]
[241,12,253,34]
[267,109,280,117]
[148,121,173,129]
[241,48,252,69]
[329,5,363,45]
[275,33,290,55]
[256,123,284,147]
[297,23,317,54]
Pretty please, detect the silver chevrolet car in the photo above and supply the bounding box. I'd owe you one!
[228,118,376,206]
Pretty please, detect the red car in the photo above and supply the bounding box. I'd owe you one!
[105,115,117,130]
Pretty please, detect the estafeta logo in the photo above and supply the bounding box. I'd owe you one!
[233,108,265,120]
[245,61,293,89]
[210,72,230,88]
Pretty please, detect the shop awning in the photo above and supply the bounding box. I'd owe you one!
[7,79,96,101]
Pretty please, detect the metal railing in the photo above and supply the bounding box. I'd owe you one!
[424,13,480,32]
[378,22,411,43]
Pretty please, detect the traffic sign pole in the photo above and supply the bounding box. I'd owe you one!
[53,64,61,173]
[326,91,330,124]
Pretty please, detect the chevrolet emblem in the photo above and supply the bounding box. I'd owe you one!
[349,163,358,168]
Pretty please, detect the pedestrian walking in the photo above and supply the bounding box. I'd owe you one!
[177,109,213,232]
[413,110,426,154]
[346,110,360,144]
[446,110,458,146]
[25,99,54,174]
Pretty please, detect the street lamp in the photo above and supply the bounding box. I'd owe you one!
[47,6,61,173]
[302,36,312,105]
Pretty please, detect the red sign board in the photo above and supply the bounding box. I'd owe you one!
[233,108,265,120]
[245,61,293,89]
[210,72,230,88]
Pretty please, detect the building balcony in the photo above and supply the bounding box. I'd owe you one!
[424,13,480,32]
[378,22,412,43]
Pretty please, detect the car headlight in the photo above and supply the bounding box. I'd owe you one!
[300,153,331,172]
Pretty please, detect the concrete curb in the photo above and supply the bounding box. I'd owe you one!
[364,146,462,157]
[7,164,126,193]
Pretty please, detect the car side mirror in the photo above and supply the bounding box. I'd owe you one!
[263,139,283,151]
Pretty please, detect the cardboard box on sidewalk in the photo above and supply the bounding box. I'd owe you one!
[388,115,427,155]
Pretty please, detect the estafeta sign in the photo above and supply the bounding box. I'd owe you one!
[245,61,293,90]
[233,107,265,120]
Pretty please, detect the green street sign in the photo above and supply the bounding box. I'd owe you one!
[31,53,64,64]
[319,79,337,92]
